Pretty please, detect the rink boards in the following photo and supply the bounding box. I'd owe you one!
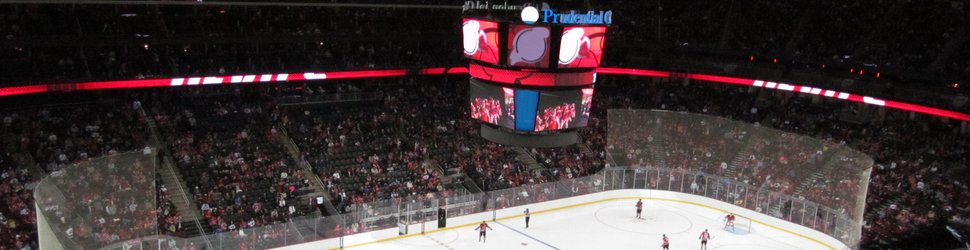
[276,189,850,250]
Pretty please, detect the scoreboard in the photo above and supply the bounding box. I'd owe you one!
[463,4,610,147]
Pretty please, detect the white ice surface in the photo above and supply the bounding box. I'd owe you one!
[341,199,826,250]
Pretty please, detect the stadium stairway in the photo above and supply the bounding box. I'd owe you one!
[791,148,851,199]
[17,150,48,181]
[461,178,484,193]
[577,141,598,161]
[768,147,849,218]
[144,110,214,248]
[278,124,339,216]
[725,128,769,180]
[423,159,454,186]
[863,196,903,228]
[648,135,668,169]
[18,152,49,184]
[157,156,210,234]
[512,147,545,172]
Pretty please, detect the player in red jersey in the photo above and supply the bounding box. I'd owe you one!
[699,229,712,250]
[725,213,736,231]
[635,199,644,219]
[661,234,670,249]
[475,221,493,242]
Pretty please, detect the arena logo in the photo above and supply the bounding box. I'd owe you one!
[523,7,613,25]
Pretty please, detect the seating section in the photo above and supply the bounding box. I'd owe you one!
[530,146,603,182]
[152,89,311,236]
[0,73,962,249]
[1,104,180,248]
[0,153,36,249]
[14,105,147,173]
[0,1,966,249]
[460,142,531,191]
[589,77,969,248]
[0,5,460,84]
[283,79,507,212]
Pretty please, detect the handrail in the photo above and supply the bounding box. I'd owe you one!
[278,124,341,217]
[139,107,215,249]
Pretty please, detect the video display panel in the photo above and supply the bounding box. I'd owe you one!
[462,18,501,65]
[534,88,594,132]
[558,26,607,69]
[507,24,551,68]
[469,80,516,129]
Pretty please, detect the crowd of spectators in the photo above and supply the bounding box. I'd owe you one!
[279,77,609,215]
[0,4,461,85]
[457,141,531,191]
[0,1,966,249]
[33,152,173,249]
[282,78,497,213]
[0,102,183,249]
[529,146,602,182]
[605,107,867,218]
[0,74,963,249]
[601,0,969,80]
[150,87,313,242]
[3,1,967,90]
[10,104,147,173]
[588,76,969,248]
[0,152,35,250]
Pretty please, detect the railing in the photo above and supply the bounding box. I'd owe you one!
[40,165,861,249]
[141,105,215,249]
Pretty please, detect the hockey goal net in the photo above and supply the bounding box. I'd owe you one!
[723,213,753,234]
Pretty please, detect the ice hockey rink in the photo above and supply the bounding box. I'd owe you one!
[278,190,850,250]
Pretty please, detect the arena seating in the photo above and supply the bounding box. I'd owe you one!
[588,77,969,248]
[151,88,312,237]
[0,1,967,249]
[0,74,962,249]
[0,5,461,85]
[0,152,36,249]
[0,103,180,248]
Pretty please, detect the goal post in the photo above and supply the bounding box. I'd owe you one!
[722,213,753,234]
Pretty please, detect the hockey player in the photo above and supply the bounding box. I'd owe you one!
[524,208,531,228]
[475,221,493,243]
[699,229,712,250]
[635,199,644,219]
[725,213,736,231]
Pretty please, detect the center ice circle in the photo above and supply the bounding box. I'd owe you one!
[594,205,693,235]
